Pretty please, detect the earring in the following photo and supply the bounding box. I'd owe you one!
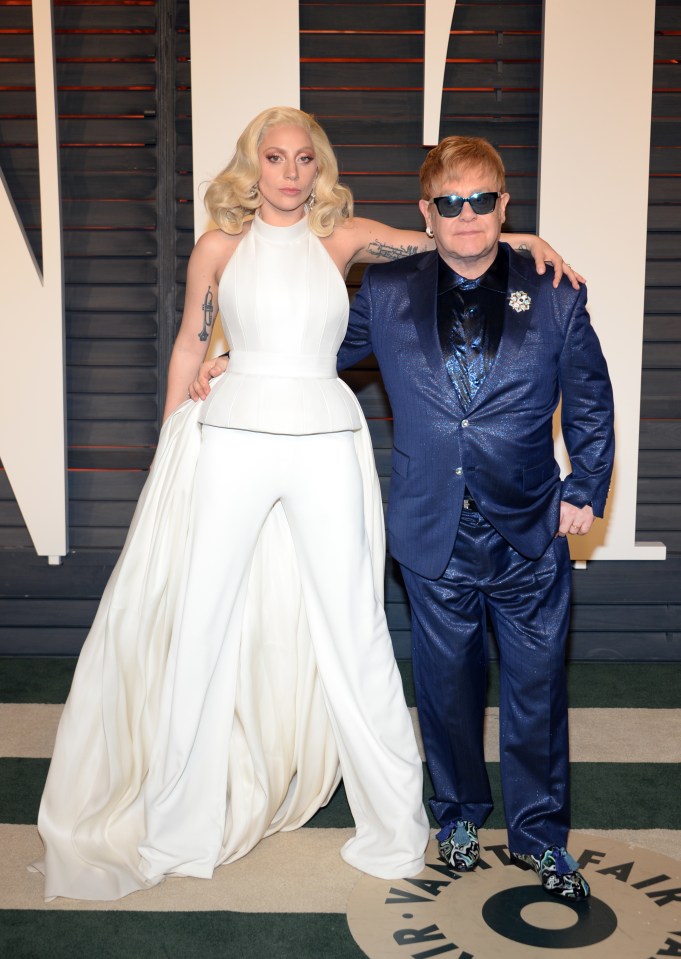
[305,187,317,212]
[248,185,258,199]
[425,226,434,238]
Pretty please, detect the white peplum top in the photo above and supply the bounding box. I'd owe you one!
[199,213,362,434]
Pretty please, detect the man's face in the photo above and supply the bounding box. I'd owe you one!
[419,164,509,277]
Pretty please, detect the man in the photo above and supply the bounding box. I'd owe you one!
[194,136,615,900]
[336,136,614,901]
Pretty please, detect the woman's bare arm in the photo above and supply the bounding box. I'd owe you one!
[328,217,583,288]
[501,232,584,289]
[162,230,237,421]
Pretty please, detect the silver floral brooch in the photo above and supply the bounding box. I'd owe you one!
[509,290,532,312]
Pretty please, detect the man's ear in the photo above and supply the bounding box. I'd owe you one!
[418,198,432,231]
[498,191,510,224]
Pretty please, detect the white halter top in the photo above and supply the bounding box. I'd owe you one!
[199,214,361,434]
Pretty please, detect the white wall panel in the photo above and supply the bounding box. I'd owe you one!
[539,0,663,560]
[423,0,456,145]
[0,0,67,561]
[189,0,300,241]
[188,0,300,356]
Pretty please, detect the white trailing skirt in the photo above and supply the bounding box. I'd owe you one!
[32,383,427,900]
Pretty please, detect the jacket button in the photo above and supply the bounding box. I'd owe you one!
[455,467,463,476]
[461,419,469,428]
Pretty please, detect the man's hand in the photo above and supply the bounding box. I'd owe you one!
[188,354,229,401]
[557,502,594,537]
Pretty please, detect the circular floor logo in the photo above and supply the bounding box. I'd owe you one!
[347,831,681,958]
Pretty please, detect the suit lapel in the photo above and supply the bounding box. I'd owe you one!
[406,253,445,376]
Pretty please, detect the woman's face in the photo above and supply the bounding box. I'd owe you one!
[256,123,318,224]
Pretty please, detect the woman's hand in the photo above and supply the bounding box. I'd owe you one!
[502,233,585,290]
[188,354,229,401]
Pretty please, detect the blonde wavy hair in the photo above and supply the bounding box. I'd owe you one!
[204,106,353,237]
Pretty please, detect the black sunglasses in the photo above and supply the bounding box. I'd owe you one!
[431,192,500,217]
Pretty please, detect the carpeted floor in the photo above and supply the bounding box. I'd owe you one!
[0,658,679,958]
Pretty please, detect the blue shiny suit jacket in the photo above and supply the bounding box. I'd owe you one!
[337,244,615,580]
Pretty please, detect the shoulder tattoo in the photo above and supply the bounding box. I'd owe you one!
[366,240,420,261]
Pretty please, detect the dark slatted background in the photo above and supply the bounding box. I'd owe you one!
[643,1,681,566]
[0,0,172,650]
[0,0,679,659]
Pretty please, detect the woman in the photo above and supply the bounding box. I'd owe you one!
[34,107,576,901]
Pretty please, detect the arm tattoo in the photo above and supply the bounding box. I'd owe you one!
[198,286,214,342]
[366,240,420,261]
[516,243,529,252]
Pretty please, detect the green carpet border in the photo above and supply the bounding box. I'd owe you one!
[3,759,679,831]
[0,910,365,959]
[2,658,680,708]
[398,661,681,709]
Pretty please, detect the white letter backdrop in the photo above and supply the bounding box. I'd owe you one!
[2,1,661,562]
[0,0,67,562]
[539,0,663,560]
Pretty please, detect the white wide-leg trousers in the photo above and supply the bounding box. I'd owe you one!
[139,426,428,881]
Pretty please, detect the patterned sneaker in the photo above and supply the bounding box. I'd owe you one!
[511,846,590,901]
[437,819,480,871]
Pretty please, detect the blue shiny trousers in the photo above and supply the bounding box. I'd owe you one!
[400,507,572,855]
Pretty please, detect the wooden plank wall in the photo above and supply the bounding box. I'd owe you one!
[0,0,166,651]
[0,0,679,659]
